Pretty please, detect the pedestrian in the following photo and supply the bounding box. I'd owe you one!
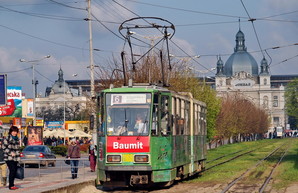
[67,139,80,179]
[88,140,97,172]
[3,126,21,190]
[0,139,7,187]
[22,136,28,146]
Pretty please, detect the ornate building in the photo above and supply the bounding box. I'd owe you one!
[215,28,286,128]
[35,68,87,121]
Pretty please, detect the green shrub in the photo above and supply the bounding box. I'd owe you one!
[49,145,68,156]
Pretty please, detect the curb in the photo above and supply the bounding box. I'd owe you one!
[41,179,96,193]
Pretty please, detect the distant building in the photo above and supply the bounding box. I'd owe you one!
[211,28,298,128]
[35,68,87,121]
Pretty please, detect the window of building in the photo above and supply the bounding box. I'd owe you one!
[263,96,269,109]
[273,96,278,107]
[273,117,280,126]
[264,78,267,85]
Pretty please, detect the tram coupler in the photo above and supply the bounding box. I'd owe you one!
[130,175,148,185]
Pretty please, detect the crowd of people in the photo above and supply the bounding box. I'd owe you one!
[42,136,90,147]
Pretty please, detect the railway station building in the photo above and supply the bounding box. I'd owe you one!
[211,28,298,129]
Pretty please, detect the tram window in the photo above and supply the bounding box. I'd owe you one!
[161,95,170,135]
[151,94,159,136]
[185,101,190,135]
[97,94,104,136]
[194,104,198,135]
[172,97,177,136]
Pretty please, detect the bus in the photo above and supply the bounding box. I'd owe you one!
[96,84,207,187]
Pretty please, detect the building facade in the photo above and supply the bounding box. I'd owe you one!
[35,68,87,121]
[214,28,287,128]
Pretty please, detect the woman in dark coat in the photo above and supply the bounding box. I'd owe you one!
[3,126,20,190]
[88,140,97,172]
[67,139,80,179]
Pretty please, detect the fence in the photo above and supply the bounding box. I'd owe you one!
[0,158,90,183]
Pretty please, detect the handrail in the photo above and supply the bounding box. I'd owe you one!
[18,158,91,182]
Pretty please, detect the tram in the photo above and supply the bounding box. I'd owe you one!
[96,84,207,187]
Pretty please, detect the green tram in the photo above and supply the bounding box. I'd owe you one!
[96,85,207,187]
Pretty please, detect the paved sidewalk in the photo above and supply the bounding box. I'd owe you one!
[0,170,97,193]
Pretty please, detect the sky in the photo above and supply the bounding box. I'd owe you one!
[0,0,297,98]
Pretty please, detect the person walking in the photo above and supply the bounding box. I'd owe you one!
[88,140,97,172]
[67,139,80,179]
[0,138,7,187]
[3,126,20,190]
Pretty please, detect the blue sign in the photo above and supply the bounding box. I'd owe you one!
[0,74,7,105]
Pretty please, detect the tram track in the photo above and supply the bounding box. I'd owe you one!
[205,140,280,171]
[220,140,292,193]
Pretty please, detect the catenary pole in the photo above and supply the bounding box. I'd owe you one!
[87,0,97,139]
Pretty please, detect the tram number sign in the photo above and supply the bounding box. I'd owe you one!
[112,95,122,104]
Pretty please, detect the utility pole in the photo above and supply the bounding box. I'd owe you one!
[87,0,97,138]
[19,55,51,126]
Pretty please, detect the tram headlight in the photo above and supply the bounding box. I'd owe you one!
[134,155,149,163]
[107,155,121,163]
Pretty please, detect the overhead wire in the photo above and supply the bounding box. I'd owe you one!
[47,0,85,11]
[270,54,298,67]
[35,69,55,83]
[0,5,83,21]
[0,1,85,7]
[125,0,247,19]
[0,23,86,50]
[0,67,32,74]
[240,0,265,58]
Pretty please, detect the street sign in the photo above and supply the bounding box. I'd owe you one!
[0,74,7,105]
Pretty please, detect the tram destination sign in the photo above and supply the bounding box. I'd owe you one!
[111,93,148,105]
[0,74,7,105]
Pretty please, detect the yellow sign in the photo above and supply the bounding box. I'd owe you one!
[35,119,44,126]
[123,154,134,163]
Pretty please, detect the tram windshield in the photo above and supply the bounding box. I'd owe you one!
[105,93,151,136]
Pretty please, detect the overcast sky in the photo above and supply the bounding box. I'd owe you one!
[0,0,297,98]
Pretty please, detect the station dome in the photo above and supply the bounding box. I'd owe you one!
[224,29,259,77]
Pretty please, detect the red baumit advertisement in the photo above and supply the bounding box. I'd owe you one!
[107,136,150,153]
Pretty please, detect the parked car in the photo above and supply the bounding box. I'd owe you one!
[20,145,56,167]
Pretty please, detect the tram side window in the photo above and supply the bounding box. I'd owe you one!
[201,107,206,135]
[194,104,198,135]
[185,101,190,135]
[174,98,180,136]
[160,95,170,135]
[151,94,159,136]
[97,94,104,136]
[172,97,177,135]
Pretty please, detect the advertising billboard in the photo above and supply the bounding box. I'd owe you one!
[27,99,34,117]
[44,121,64,130]
[0,86,22,117]
[27,126,43,145]
[0,74,7,105]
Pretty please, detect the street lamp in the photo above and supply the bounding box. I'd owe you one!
[19,55,51,125]
[63,80,66,145]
